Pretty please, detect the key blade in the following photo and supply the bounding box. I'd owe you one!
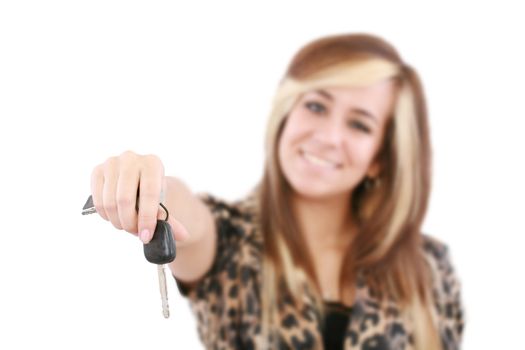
[83,195,94,210]
[81,195,97,215]
[158,264,170,319]
[82,207,97,215]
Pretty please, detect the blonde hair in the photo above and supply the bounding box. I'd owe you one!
[257,34,440,349]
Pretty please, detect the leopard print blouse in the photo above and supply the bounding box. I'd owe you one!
[173,191,464,350]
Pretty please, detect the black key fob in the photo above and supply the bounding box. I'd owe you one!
[143,220,176,264]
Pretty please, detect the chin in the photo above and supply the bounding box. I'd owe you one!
[290,181,349,200]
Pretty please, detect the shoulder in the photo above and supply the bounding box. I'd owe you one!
[420,233,459,291]
[195,189,263,256]
[197,185,260,223]
[196,189,259,225]
[421,233,455,277]
[421,234,452,268]
[420,233,465,344]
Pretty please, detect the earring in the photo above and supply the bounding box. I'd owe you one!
[364,176,381,190]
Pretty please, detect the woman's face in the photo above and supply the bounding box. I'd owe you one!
[278,81,397,200]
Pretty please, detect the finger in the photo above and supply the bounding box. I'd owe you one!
[159,176,167,204]
[137,166,163,243]
[102,157,123,230]
[116,166,140,234]
[166,216,191,244]
[91,164,108,221]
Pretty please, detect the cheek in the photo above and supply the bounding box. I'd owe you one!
[344,138,379,165]
[279,118,303,153]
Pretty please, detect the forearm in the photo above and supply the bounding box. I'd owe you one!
[163,176,216,283]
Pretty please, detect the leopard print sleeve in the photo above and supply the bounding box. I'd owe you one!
[423,235,465,350]
[172,193,244,295]
[171,192,254,348]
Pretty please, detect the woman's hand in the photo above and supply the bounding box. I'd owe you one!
[90,150,189,244]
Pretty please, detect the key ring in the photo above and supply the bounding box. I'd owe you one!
[159,202,169,221]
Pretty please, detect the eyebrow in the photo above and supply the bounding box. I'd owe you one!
[311,89,379,123]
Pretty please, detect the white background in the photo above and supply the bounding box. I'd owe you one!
[1,1,524,349]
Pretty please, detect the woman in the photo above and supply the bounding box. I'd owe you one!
[89,33,464,349]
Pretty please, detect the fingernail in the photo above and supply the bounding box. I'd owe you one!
[139,229,150,243]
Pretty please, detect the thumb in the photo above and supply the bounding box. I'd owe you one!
[166,216,191,243]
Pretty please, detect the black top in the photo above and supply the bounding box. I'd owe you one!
[322,301,353,350]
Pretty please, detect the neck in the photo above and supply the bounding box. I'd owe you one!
[290,191,354,251]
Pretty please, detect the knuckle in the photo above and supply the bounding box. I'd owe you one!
[139,190,158,200]
[121,150,135,156]
[138,213,157,224]
[144,153,159,162]
[104,202,118,213]
[104,156,118,168]
[91,164,103,178]
[144,154,163,168]
[120,150,137,161]
[117,196,134,208]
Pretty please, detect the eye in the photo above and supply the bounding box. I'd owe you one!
[304,101,326,114]
[347,120,371,133]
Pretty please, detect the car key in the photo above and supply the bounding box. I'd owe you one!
[82,194,176,318]
[143,210,176,318]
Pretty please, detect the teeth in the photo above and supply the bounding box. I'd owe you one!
[302,151,338,168]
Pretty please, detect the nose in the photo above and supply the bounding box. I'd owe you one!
[313,115,345,147]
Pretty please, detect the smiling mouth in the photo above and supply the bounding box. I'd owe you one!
[300,149,342,169]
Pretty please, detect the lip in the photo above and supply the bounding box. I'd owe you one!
[299,149,342,169]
